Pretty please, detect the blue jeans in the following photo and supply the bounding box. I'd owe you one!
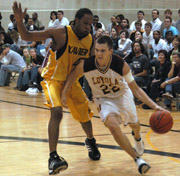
[0,64,22,86]
[17,69,31,88]
[164,78,180,106]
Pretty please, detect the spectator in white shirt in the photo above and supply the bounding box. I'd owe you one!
[130,10,147,31]
[151,9,162,31]
[117,30,132,57]
[48,11,57,27]
[151,30,166,66]
[143,22,153,57]
[163,31,174,53]
[8,14,15,31]
[107,15,117,33]
[54,10,69,27]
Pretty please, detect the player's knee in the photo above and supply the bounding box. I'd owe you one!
[105,116,120,133]
[50,107,63,122]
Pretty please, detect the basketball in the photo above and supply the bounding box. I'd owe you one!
[149,110,173,134]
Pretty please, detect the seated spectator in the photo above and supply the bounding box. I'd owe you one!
[142,50,171,109]
[151,9,162,31]
[168,35,180,61]
[160,9,176,36]
[48,11,57,27]
[160,52,180,109]
[115,14,124,33]
[117,30,132,58]
[130,10,147,31]
[53,10,69,27]
[25,48,44,93]
[23,14,29,26]
[131,41,149,87]
[26,18,39,31]
[142,22,153,57]
[103,30,110,36]
[107,15,117,33]
[0,44,25,87]
[151,30,166,65]
[32,12,45,30]
[9,29,27,55]
[130,21,144,42]
[0,31,13,47]
[92,15,105,35]
[93,28,103,41]
[134,31,148,52]
[0,12,5,33]
[110,28,120,52]
[163,31,173,53]
[16,47,31,90]
[121,18,132,35]
[8,14,15,31]
[163,17,179,38]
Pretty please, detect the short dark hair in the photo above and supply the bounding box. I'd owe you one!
[119,30,129,38]
[164,9,172,15]
[165,16,172,23]
[152,9,160,15]
[172,52,180,58]
[50,11,57,20]
[135,21,142,26]
[57,10,64,15]
[137,10,145,16]
[145,22,152,28]
[158,49,168,58]
[96,36,113,50]
[75,8,93,20]
[153,30,160,35]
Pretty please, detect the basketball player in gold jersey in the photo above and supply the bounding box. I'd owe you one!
[13,2,100,175]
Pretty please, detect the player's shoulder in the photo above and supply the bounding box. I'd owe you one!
[110,54,124,75]
[83,56,96,72]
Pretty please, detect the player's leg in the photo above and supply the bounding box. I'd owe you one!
[67,83,100,160]
[104,113,137,158]
[41,80,68,175]
[129,122,144,156]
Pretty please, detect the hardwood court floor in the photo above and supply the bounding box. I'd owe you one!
[0,80,180,176]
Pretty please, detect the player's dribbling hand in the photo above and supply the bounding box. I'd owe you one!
[154,105,170,113]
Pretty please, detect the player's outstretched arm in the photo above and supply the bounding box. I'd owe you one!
[123,62,164,111]
[61,60,84,108]
[12,1,54,41]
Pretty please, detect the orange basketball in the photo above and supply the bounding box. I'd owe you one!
[149,110,173,134]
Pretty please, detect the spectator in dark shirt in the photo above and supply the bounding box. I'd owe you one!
[142,50,171,109]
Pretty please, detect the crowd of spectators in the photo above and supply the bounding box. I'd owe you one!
[0,8,180,110]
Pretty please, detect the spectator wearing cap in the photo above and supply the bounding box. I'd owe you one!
[176,9,180,34]
[0,44,25,87]
[163,17,179,38]
[163,31,174,53]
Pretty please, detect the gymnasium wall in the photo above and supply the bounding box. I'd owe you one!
[0,0,180,31]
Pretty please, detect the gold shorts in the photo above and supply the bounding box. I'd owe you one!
[41,79,93,122]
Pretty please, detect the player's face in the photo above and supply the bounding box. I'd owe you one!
[95,43,113,62]
[75,14,93,36]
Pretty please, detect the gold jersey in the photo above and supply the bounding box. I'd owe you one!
[41,25,93,81]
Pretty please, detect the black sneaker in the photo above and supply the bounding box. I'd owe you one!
[48,155,68,175]
[85,138,101,160]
